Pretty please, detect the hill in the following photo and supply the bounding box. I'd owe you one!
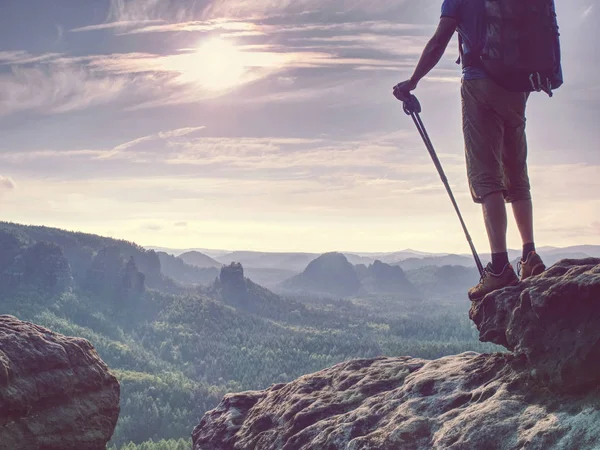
[281,252,362,297]
[281,253,421,300]
[178,251,222,269]
[157,252,219,286]
[395,254,475,270]
[216,251,319,272]
[406,265,480,305]
[355,260,420,297]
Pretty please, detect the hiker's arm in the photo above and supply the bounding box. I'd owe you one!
[393,17,458,98]
[411,17,458,84]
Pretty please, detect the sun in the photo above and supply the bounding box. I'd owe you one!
[181,38,247,91]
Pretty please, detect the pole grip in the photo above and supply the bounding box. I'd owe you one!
[402,95,421,115]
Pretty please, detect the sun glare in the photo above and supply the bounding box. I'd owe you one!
[182,38,247,91]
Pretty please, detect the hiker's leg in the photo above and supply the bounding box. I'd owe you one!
[512,199,534,245]
[461,79,506,222]
[462,79,511,275]
[482,192,508,253]
[463,80,522,300]
[502,91,533,250]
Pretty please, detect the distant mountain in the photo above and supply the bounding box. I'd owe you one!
[281,252,362,297]
[209,263,308,320]
[146,246,229,258]
[406,265,480,304]
[217,251,320,272]
[0,227,148,302]
[0,221,180,294]
[343,253,377,266]
[157,252,219,286]
[395,254,475,271]
[281,253,421,299]
[243,268,299,289]
[178,251,222,269]
[540,252,594,266]
[355,260,419,298]
[373,249,448,263]
[542,245,600,258]
[157,251,294,288]
[146,245,600,274]
[0,237,73,296]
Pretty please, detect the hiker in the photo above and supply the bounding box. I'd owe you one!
[393,0,562,301]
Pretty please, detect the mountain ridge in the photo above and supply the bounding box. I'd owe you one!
[147,243,600,271]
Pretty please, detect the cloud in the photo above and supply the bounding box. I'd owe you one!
[0,51,28,62]
[201,0,410,20]
[107,126,206,156]
[0,67,128,116]
[0,51,62,65]
[119,19,262,35]
[142,223,163,231]
[0,64,133,116]
[0,8,430,115]
[0,150,105,164]
[0,56,193,116]
[70,19,164,33]
[117,18,427,36]
[0,176,16,191]
[108,0,196,23]
[582,5,593,19]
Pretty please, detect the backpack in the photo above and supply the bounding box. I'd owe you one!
[462,0,563,97]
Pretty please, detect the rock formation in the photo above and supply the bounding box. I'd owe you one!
[357,260,419,297]
[219,262,247,292]
[211,263,308,320]
[0,240,73,295]
[192,259,600,450]
[470,257,600,393]
[0,315,120,450]
[281,253,363,297]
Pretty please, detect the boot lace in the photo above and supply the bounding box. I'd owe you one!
[517,260,523,278]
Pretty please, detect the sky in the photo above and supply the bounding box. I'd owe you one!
[0,0,598,254]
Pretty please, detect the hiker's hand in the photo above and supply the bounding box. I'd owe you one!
[393,79,418,101]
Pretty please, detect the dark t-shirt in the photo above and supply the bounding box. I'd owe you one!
[441,0,487,80]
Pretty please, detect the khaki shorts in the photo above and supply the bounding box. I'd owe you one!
[461,78,531,204]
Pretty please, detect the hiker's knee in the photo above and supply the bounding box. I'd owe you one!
[504,189,531,204]
[469,178,507,204]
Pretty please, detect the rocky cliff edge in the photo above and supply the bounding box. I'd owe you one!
[192,259,600,450]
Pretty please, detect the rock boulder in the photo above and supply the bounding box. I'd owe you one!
[0,315,120,450]
[470,258,600,392]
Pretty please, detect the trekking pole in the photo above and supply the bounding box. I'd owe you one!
[401,94,485,277]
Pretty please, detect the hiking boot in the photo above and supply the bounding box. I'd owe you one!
[468,263,519,302]
[518,251,546,281]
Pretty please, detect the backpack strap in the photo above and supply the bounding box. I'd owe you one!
[456,34,464,66]
[456,32,482,69]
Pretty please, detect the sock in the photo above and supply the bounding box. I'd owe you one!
[522,242,536,261]
[491,252,510,274]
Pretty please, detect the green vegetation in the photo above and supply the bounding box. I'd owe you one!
[108,438,191,450]
[0,222,499,449]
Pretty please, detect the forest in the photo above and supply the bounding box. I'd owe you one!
[0,222,499,448]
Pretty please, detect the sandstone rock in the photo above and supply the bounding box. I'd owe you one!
[193,259,600,450]
[219,262,247,293]
[0,315,120,450]
[282,253,361,298]
[193,353,600,450]
[470,258,600,392]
